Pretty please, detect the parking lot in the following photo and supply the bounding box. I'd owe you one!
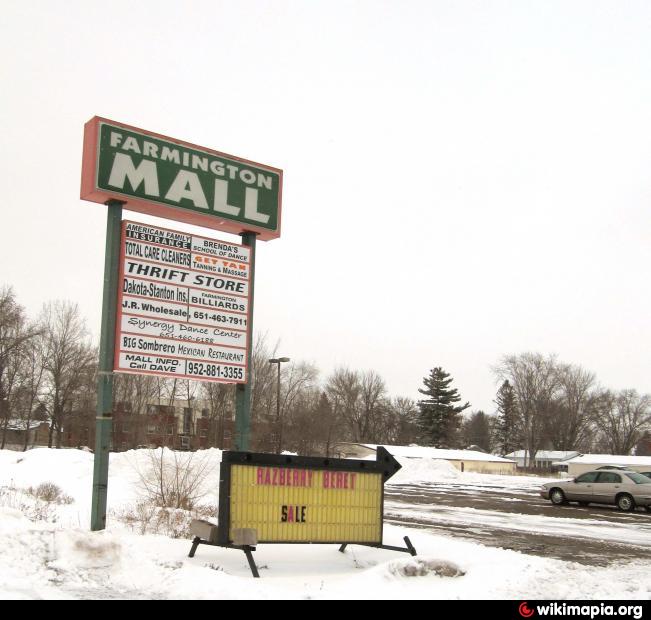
[385,477,651,566]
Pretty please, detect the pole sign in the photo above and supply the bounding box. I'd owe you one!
[216,448,402,545]
[115,220,251,383]
[81,117,283,241]
[84,116,277,532]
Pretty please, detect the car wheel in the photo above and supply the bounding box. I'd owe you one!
[645,506,651,513]
[616,493,635,512]
[550,488,567,505]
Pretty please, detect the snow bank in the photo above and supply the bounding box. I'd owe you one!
[0,447,94,500]
[1,448,649,599]
[1,513,649,600]
[389,456,462,484]
[107,447,223,511]
[0,447,224,526]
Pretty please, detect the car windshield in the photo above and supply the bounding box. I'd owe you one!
[625,473,651,484]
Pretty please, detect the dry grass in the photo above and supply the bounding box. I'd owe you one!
[0,481,72,522]
[116,448,218,538]
[115,501,218,538]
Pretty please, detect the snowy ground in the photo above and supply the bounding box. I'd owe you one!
[1,448,650,600]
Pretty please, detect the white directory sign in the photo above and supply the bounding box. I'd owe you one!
[114,221,250,383]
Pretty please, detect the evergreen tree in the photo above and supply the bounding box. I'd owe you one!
[493,379,519,455]
[417,367,470,447]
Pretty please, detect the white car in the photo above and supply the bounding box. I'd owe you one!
[540,470,651,512]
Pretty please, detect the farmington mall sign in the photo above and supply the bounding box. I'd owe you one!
[81,117,283,240]
[83,117,282,531]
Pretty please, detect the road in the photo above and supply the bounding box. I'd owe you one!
[384,478,651,566]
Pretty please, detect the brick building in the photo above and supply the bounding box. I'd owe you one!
[1,420,51,450]
[59,398,235,452]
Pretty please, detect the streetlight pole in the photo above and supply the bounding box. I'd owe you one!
[268,357,290,453]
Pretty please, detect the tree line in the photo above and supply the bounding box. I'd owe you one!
[429,354,650,462]
[1,286,649,457]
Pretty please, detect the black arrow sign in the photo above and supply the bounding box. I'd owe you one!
[221,446,402,482]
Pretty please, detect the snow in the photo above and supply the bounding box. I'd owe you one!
[0,447,222,528]
[389,456,463,483]
[4,419,48,431]
[385,501,651,549]
[507,450,580,461]
[562,454,651,467]
[388,455,553,488]
[353,443,516,463]
[0,447,650,599]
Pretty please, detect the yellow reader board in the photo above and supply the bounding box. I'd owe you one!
[229,464,383,543]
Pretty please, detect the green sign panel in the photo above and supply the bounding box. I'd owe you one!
[81,117,283,240]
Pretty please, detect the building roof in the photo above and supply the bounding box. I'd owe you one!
[506,450,580,461]
[6,419,49,432]
[348,443,516,463]
[555,453,651,467]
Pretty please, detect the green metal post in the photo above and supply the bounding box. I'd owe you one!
[91,200,123,531]
[234,232,257,451]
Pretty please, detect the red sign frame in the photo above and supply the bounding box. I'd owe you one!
[81,116,283,241]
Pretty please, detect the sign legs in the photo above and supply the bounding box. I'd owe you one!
[91,200,123,531]
[234,232,257,451]
[188,538,417,579]
[242,546,260,578]
[339,536,417,557]
[188,540,260,578]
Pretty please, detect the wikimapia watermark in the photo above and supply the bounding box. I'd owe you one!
[519,602,643,620]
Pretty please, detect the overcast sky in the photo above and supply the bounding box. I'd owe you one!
[1,1,650,413]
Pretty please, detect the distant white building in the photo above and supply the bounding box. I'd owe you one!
[553,453,651,477]
[505,450,580,470]
[333,443,516,474]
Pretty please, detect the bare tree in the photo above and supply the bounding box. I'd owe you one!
[40,301,95,448]
[156,378,180,407]
[0,287,40,448]
[494,353,559,467]
[201,381,235,448]
[386,397,420,445]
[544,363,598,451]
[360,370,389,442]
[275,361,319,452]
[69,354,98,448]
[326,368,388,443]
[282,385,323,455]
[593,389,651,454]
[326,368,361,441]
[114,373,159,448]
[315,391,342,456]
[18,333,47,451]
[136,448,215,510]
[249,332,278,425]
[0,341,23,449]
